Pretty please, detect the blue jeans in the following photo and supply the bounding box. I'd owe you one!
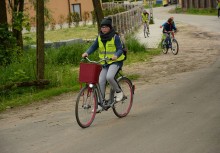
[164,33,171,48]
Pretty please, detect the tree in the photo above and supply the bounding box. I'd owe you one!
[92,0,104,32]
[67,0,71,28]
[0,0,20,66]
[36,0,45,83]
[8,0,24,50]
[0,0,8,26]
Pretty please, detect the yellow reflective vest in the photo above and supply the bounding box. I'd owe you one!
[98,36,125,65]
[141,13,149,22]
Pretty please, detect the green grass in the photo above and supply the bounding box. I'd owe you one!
[0,26,161,112]
[24,25,98,45]
[172,8,218,16]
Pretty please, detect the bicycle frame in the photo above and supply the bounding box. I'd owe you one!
[88,70,126,109]
[164,31,175,41]
[81,57,122,109]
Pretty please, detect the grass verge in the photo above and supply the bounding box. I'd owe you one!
[171,8,218,16]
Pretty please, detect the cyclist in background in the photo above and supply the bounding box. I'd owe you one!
[82,17,125,112]
[162,17,177,49]
[141,9,150,38]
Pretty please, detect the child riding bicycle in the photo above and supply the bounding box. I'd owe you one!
[141,10,150,38]
[161,17,177,49]
[82,17,126,112]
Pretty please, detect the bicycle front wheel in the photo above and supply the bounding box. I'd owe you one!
[171,39,179,55]
[161,39,168,54]
[113,77,134,118]
[75,85,97,128]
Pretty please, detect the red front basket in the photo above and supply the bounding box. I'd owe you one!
[79,63,102,83]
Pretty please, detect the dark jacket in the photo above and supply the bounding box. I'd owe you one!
[162,22,176,33]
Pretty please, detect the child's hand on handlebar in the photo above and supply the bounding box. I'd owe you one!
[82,53,88,58]
[111,55,118,61]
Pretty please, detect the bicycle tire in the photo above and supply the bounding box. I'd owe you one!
[113,77,134,118]
[171,39,179,55]
[75,85,97,128]
[161,39,168,54]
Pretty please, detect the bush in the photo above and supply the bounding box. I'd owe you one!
[45,43,96,65]
[125,34,146,53]
[0,24,21,66]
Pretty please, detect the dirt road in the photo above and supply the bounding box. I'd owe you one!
[125,22,220,86]
[1,10,220,153]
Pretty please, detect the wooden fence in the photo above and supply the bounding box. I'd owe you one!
[102,2,143,35]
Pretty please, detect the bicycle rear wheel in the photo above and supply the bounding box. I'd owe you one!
[75,85,97,128]
[171,39,179,55]
[113,77,134,118]
[161,39,168,54]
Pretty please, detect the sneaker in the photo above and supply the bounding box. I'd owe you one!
[115,91,123,102]
[92,105,102,113]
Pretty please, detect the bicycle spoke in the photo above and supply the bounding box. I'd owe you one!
[113,77,133,118]
[161,39,168,54]
[172,39,179,55]
[75,86,97,128]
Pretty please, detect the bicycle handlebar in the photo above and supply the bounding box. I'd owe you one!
[82,57,111,64]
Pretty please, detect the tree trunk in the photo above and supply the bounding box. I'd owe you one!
[0,0,8,25]
[36,0,45,84]
[67,0,71,28]
[181,0,185,9]
[204,0,207,8]
[92,0,104,33]
[17,0,24,50]
[11,0,24,50]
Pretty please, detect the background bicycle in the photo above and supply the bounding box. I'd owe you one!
[75,57,135,128]
[161,31,179,55]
